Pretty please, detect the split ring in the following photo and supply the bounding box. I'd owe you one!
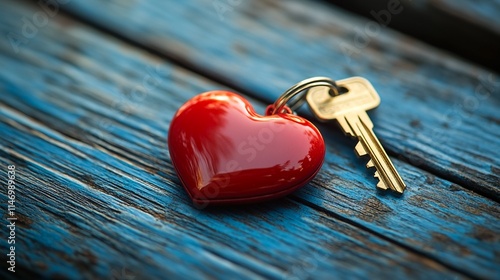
[270,77,340,114]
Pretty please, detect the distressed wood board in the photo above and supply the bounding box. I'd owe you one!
[0,0,498,279]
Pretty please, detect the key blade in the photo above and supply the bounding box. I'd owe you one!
[360,119,406,194]
[346,112,406,194]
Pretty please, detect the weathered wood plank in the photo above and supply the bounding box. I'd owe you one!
[0,1,499,279]
[0,12,468,279]
[58,0,500,200]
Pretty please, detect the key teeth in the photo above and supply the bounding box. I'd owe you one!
[374,171,388,190]
[366,160,374,169]
[355,142,367,157]
[377,180,388,190]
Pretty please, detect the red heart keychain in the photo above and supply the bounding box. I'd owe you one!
[168,78,339,206]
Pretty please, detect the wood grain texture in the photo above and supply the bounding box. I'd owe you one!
[0,0,498,279]
[59,0,500,200]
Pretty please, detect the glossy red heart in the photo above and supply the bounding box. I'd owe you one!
[168,91,325,206]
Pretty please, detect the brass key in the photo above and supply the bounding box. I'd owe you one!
[306,77,406,193]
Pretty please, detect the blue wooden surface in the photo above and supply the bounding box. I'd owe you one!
[62,0,500,199]
[0,0,498,279]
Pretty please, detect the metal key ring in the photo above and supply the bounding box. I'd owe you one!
[270,77,340,114]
